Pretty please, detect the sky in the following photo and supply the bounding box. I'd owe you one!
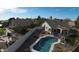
[0,7,79,20]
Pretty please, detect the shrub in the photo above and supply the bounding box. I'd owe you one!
[13,26,28,34]
[65,32,79,46]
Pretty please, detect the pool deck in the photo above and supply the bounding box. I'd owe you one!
[16,29,42,52]
[30,35,61,52]
[16,29,72,52]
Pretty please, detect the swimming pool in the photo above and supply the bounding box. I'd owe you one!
[30,35,60,52]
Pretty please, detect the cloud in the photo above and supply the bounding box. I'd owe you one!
[0,0,22,9]
[9,8,28,13]
[0,7,18,14]
[0,8,28,14]
[0,9,5,13]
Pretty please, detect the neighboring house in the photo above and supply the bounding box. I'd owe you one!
[42,21,76,35]
[0,39,7,49]
[0,24,2,27]
[9,19,33,28]
[67,21,75,27]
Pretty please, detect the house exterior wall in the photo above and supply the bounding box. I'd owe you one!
[68,21,75,27]
[0,24,2,27]
[42,21,74,35]
[42,21,52,33]
[0,42,7,49]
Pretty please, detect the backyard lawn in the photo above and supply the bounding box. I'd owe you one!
[0,28,6,35]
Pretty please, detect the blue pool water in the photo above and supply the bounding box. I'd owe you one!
[33,36,58,52]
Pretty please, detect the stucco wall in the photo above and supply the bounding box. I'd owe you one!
[42,21,51,33]
[68,21,75,27]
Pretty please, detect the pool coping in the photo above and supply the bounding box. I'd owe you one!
[30,35,61,52]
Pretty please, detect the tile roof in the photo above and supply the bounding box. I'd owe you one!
[46,21,71,28]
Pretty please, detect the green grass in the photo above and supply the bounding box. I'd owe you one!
[0,28,5,35]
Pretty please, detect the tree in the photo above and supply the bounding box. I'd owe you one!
[13,26,28,34]
[37,16,41,20]
[7,33,12,39]
[8,17,15,23]
[65,32,78,47]
[50,16,52,20]
[0,28,5,35]
[64,18,71,21]
[76,16,79,29]
[2,21,9,27]
[65,29,79,47]
[53,18,63,21]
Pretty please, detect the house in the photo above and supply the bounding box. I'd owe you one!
[0,39,7,49]
[9,18,34,28]
[0,24,2,27]
[42,20,76,35]
[42,21,52,33]
[67,21,75,27]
